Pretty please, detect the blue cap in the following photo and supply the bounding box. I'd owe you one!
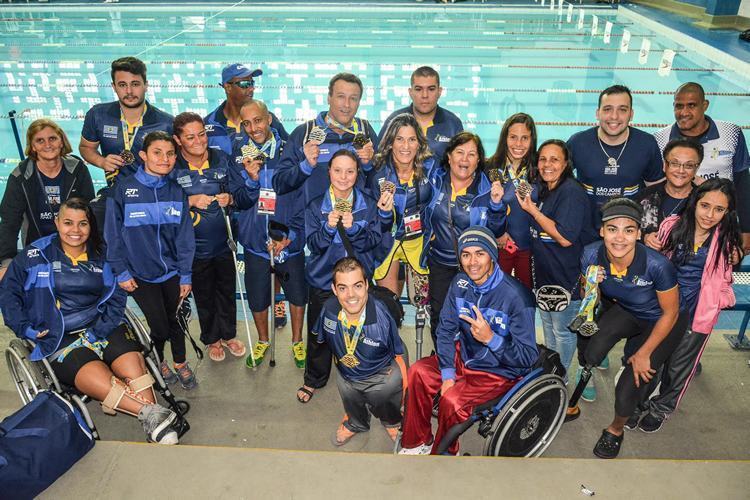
[221,63,262,84]
[458,226,498,264]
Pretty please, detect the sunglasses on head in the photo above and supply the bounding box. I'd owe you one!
[228,79,255,89]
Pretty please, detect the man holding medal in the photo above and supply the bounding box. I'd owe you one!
[399,226,538,455]
[313,257,404,446]
[79,56,174,187]
[567,85,664,227]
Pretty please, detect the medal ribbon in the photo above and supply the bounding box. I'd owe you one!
[338,307,367,359]
[328,185,354,210]
[504,163,527,186]
[120,104,148,152]
[325,114,360,135]
[575,265,601,322]
[253,131,279,159]
[57,329,109,362]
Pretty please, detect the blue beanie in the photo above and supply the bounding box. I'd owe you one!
[457,226,498,263]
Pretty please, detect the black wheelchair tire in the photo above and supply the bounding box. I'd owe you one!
[6,339,50,404]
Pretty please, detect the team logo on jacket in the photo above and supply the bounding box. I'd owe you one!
[362,338,380,347]
[166,206,181,217]
[456,279,469,289]
[435,134,450,143]
[53,261,62,272]
[205,124,215,133]
[632,276,653,287]
[103,125,118,139]
[323,317,337,334]
[176,176,192,188]
[27,249,40,258]
[125,188,139,197]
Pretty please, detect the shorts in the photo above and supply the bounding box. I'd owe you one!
[373,236,428,281]
[244,252,308,311]
[51,323,141,387]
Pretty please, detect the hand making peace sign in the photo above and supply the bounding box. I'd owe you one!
[458,305,494,344]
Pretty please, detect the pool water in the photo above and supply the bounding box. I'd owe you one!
[1,2,748,194]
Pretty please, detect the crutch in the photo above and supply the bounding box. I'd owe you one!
[223,208,257,369]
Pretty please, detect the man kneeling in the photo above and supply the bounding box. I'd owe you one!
[313,257,405,446]
[399,226,538,455]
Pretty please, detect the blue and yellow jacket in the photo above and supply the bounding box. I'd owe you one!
[231,130,306,260]
[173,148,257,259]
[305,187,393,290]
[314,294,404,382]
[437,266,538,381]
[204,100,288,156]
[421,167,506,269]
[0,234,126,361]
[272,112,378,204]
[104,167,195,285]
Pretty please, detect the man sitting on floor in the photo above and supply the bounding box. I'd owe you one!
[312,257,405,446]
[399,226,538,455]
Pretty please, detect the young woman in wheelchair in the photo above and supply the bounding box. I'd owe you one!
[568,198,688,459]
[0,198,181,444]
[399,226,538,455]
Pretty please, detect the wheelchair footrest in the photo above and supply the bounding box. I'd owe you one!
[477,416,494,438]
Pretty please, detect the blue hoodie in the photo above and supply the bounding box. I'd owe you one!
[305,187,393,290]
[105,167,196,285]
[0,234,126,361]
[437,266,538,381]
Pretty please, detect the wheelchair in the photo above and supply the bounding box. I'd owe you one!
[416,345,568,457]
[5,307,191,440]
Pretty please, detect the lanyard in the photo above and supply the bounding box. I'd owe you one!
[504,163,527,186]
[254,133,278,159]
[338,307,367,357]
[120,104,147,151]
[325,114,360,135]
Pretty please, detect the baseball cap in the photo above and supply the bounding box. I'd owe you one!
[221,63,262,84]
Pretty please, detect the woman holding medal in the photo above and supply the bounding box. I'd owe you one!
[568,198,687,459]
[422,132,506,348]
[367,113,436,296]
[486,113,537,289]
[297,149,394,404]
[172,112,257,363]
[105,131,198,390]
[517,140,596,380]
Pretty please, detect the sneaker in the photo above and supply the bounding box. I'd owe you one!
[597,356,610,370]
[159,360,179,386]
[638,413,664,433]
[575,367,597,402]
[138,404,178,445]
[398,441,433,455]
[292,341,306,369]
[247,341,270,367]
[624,414,641,431]
[274,298,287,329]
[174,362,198,390]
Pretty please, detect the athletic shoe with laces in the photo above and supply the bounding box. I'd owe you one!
[175,361,198,390]
[398,441,433,455]
[159,360,179,386]
[624,414,641,431]
[575,367,597,402]
[292,341,306,369]
[274,299,288,329]
[138,404,178,445]
[247,341,270,367]
[638,413,664,433]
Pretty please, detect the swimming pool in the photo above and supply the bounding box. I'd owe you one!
[1,1,748,193]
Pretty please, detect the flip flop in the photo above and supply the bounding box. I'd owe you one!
[297,386,314,404]
[222,338,246,357]
[331,422,357,447]
[207,341,225,362]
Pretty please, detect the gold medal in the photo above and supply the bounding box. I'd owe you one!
[119,150,135,166]
[241,144,266,163]
[380,180,396,195]
[307,126,327,144]
[352,133,369,150]
[339,354,360,368]
[334,198,353,213]
[487,168,503,183]
[516,179,532,201]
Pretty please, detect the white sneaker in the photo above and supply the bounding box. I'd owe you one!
[398,442,432,455]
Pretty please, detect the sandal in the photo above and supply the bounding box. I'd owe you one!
[207,341,225,362]
[296,386,314,404]
[564,405,580,423]
[222,338,246,357]
[384,426,400,443]
[593,429,624,459]
[332,422,357,446]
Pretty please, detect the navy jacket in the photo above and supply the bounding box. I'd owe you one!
[437,266,538,381]
[173,148,257,259]
[104,167,196,285]
[204,100,288,156]
[305,187,393,290]
[314,294,404,381]
[0,234,126,361]
[272,112,378,203]
[380,105,463,160]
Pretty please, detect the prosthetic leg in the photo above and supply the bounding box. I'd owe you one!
[566,364,594,422]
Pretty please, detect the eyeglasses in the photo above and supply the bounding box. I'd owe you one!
[228,80,255,89]
[666,160,699,171]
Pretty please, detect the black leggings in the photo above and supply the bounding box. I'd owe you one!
[192,252,237,346]
[427,258,459,351]
[303,286,334,388]
[577,301,688,417]
[131,275,186,364]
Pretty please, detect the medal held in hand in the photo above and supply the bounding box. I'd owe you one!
[568,265,602,337]
[516,179,532,201]
[241,144,266,163]
[307,126,327,144]
[119,149,135,166]
[352,133,369,150]
[334,198,353,213]
[380,180,396,196]
[487,168,503,183]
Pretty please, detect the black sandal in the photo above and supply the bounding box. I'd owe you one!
[564,405,581,423]
[296,386,314,404]
[593,429,623,459]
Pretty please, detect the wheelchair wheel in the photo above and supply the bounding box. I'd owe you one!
[482,374,567,458]
[5,339,50,405]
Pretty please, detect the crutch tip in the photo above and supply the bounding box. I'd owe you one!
[269,360,276,367]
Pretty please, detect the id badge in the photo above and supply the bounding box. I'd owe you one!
[258,188,276,215]
[404,213,422,236]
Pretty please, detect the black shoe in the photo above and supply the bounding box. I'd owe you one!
[593,429,623,459]
[624,414,641,431]
[638,413,664,433]
[564,405,581,423]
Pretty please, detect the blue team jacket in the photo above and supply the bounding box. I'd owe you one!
[437,266,538,381]
[272,112,379,203]
[204,100,288,156]
[421,167,506,269]
[173,148,257,259]
[0,234,126,361]
[305,187,393,290]
[105,167,196,285]
[314,294,404,381]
